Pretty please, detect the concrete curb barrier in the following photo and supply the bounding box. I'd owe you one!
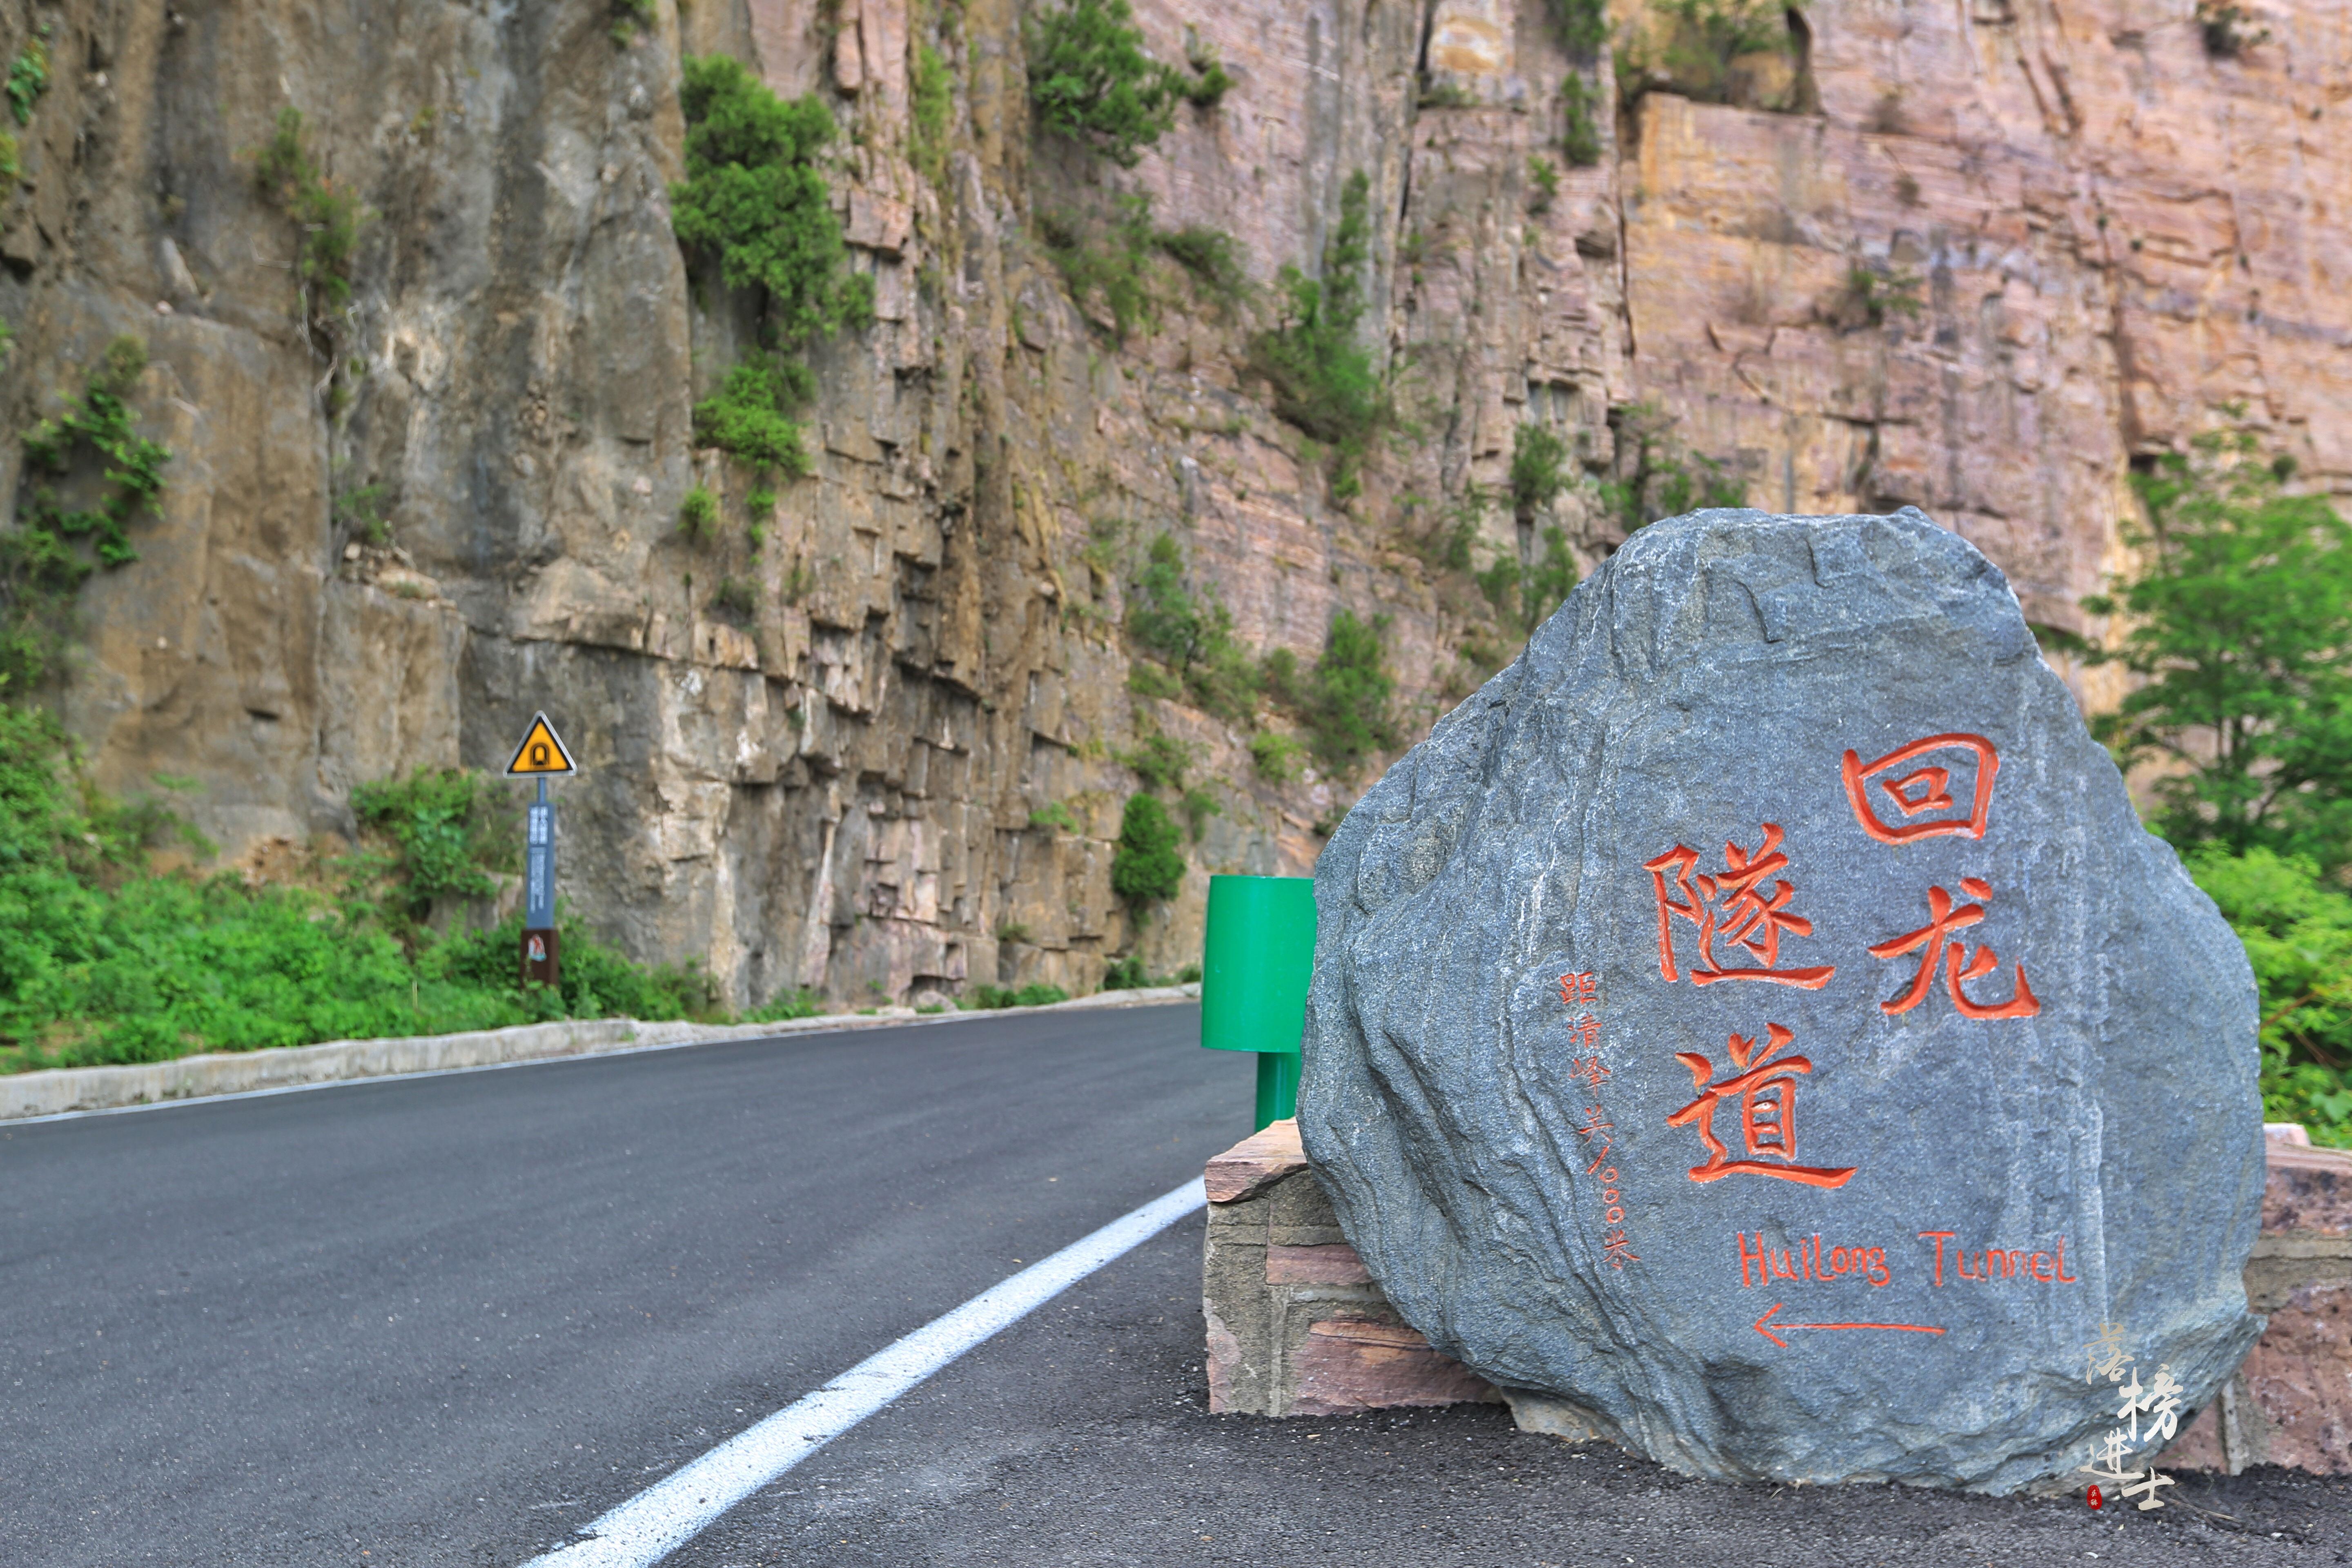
[0,984,1201,1123]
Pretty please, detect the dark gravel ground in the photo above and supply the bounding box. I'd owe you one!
[672,1216,2348,1568]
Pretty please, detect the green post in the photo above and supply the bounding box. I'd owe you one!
[1200,873,1316,1130]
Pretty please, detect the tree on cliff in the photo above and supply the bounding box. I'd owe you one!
[2083,431,2352,872]
[1025,0,1179,167]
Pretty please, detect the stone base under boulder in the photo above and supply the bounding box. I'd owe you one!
[1202,1124,2352,1476]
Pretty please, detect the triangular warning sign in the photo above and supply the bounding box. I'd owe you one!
[505,712,578,776]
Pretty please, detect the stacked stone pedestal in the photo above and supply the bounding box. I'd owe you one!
[1202,1125,2352,1475]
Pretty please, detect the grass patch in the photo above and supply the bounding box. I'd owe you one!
[910,41,954,191]
[1560,72,1602,167]
[1617,0,1797,111]
[8,32,47,126]
[254,108,369,324]
[967,981,1073,1009]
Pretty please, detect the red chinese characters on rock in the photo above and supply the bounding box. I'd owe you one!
[1843,731,2040,1020]
[1643,825,1837,989]
[1557,970,1637,1270]
[1666,1023,1858,1189]
[1869,878,2040,1018]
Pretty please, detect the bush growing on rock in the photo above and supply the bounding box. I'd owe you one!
[1249,171,1390,500]
[1110,794,1185,908]
[1025,0,1179,167]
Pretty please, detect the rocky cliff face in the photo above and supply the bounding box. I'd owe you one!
[2,0,2344,1008]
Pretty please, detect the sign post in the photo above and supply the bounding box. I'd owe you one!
[504,712,577,990]
[1199,874,1318,1130]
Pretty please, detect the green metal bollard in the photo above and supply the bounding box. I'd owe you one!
[1200,873,1317,1130]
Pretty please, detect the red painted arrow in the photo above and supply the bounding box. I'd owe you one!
[1752,1301,1946,1348]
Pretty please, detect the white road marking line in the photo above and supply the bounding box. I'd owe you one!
[517,1177,1208,1568]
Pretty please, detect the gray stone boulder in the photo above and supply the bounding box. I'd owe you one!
[1300,508,2264,1492]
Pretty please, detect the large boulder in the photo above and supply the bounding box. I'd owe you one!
[1300,508,2265,1492]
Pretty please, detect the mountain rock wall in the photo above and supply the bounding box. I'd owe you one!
[1,0,2343,1008]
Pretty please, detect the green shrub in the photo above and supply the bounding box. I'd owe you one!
[1026,0,1178,167]
[1028,801,1077,832]
[1119,731,1193,794]
[2197,1,2269,58]
[350,767,504,919]
[968,981,1072,1009]
[677,486,720,542]
[693,359,817,477]
[1618,0,1795,110]
[255,108,368,317]
[1041,193,1160,343]
[1598,401,1745,534]
[0,718,719,1071]
[7,33,47,126]
[910,41,954,190]
[1527,155,1560,214]
[610,0,657,45]
[1477,525,1581,637]
[1510,423,1572,521]
[1180,785,1221,841]
[6,338,172,692]
[710,574,758,622]
[1249,171,1389,499]
[1102,954,1200,990]
[1110,793,1185,906]
[744,986,825,1022]
[1296,610,1397,773]
[1833,263,1924,330]
[2187,846,2352,1148]
[1178,34,1234,108]
[1125,534,1260,723]
[2081,430,2352,870]
[1250,730,1303,782]
[1156,224,1247,310]
[1545,0,1608,60]
[673,55,872,339]
[0,129,18,188]
[1560,73,1602,167]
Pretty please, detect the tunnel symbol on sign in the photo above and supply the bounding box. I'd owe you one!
[503,713,578,777]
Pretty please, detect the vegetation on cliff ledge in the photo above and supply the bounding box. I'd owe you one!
[1250,170,1390,501]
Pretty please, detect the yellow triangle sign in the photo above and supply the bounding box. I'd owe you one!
[504,712,577,776]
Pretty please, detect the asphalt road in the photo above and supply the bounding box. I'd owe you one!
[0,1004,1252,1566]
[5,1006,2345,1568]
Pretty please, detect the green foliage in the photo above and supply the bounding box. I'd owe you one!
[2187,846,2352,1148]
[743,986,825,1022]
[1598,401,1745,534]
[1249,730,1303,783]
[1527,155,1560,214]
[693,359,817,478]
[7,33,47,127]
[350,767,503,919]
[1248,170,1389,499]
[1110,793,1185,907]
[1156,224,1247,310]
[678,486,720,542]
[1835,263,1924,330]
[910,42,955,190]
[1026,0,1178,167]
[0,129,18,188]
[1545,0,1609,61]
[1618,0,1795,110]
[2197,1,2269,58]
[254,108,368,317]
[1102,954,1200,990]
[1418,80,1480,110]
[1041,193,1160,343]
[1294,610,1397,774]
[1510,423,1572,521]
[1179,785,1221,842]
[1125,534,1260,724]
[1028,800,1077,832]
[1560,72,1603,167]
[710,575,758,622]
[1178,33,1234,109]
[0,719,716,1072]
[2080,430,2352,870]
[611,0,657,45]
[967,981,1071,1009]
[673,54,872,340]
[5,338,172,692]
[1478,526,1581,637]
[1118,730,1194,794]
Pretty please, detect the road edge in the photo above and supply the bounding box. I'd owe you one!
[0,986,1201,1123]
